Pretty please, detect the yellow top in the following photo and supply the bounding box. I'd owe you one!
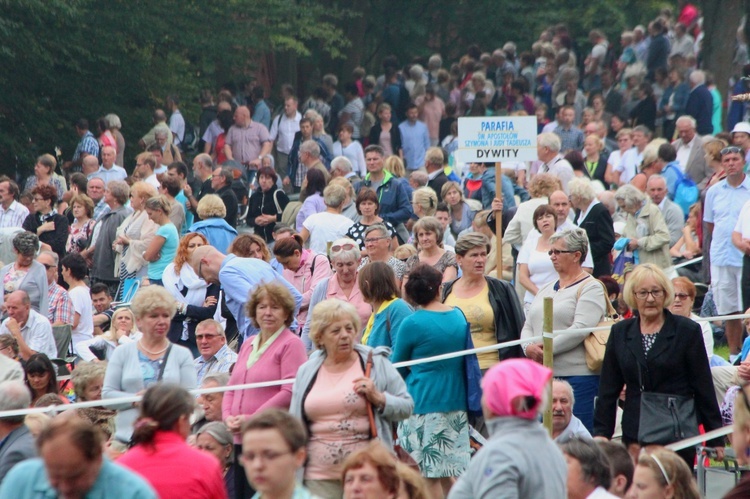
[361,298,397,345]
[444,282,498,369]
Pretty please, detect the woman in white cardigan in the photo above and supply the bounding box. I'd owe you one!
[112,182,157,297]
[102,285,196,444]
[77,308,142,362]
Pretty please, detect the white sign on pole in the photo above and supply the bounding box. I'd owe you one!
[456,116,538,163]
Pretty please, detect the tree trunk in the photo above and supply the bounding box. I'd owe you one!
[701,0,744,127]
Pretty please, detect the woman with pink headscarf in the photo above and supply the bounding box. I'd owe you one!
[448,359,568,499]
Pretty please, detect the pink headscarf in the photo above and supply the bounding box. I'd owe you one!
[482,359,552,420]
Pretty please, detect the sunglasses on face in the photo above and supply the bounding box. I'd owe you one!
[548,249,575,256]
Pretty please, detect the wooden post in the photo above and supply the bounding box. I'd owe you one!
[542,296,554,436]
[494,162,503,277]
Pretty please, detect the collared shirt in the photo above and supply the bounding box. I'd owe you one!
[202,120,224,148]
[169,109,185,145]
[0,309,57,359]
[144,173,161,190]
[675,136,695,172]
[88,164,128,183]
[252,484,319,499]
[93,198,110,221]
[48,282,74,326]
[219,254,302,340]
[705,175,750,267]
[0,201,29,229]
[398,119,430,170]
[553,414,592,443]
[339,97,365,138]
[553,125,585,152]
[194,343,238,385]
[269,112,301,154]
[577,199,600,226]
[224,121,271,166]
[72,130,100,162]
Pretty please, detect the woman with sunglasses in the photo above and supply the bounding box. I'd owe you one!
[669,277,720,365]
[300,238,370,352]
[521,228,607,433]
[593,264,723,466]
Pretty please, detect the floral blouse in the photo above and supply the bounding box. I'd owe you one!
[66,218,96,253]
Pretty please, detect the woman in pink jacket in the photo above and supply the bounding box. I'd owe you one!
[272,234,333,327]
[222,282,308,499]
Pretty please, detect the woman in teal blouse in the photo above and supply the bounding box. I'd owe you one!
[143,196,179,286]
[391,263,469,499]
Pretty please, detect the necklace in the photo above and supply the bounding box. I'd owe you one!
[559,271,588,289]
[138,339,169,356]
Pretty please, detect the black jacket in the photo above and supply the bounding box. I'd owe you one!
[22,212,69,260]
[215,185,238,228]
[593,310,723,447]
[248,187,289,242]
[368,122,402,153]
[586,155,609,188]
[442,276,525,360]
[428,171,449,203]
[167,282,220,352]
[574,202,614,277]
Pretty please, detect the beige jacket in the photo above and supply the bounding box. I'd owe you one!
[623,201,672,269]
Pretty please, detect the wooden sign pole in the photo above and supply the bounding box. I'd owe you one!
[495,162,503,276]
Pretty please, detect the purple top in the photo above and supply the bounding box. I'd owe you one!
[296,193,326,231]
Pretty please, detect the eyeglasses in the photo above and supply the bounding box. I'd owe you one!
[721,146,743,156]
[42,264,55,270]
[331,243,356,253]
[241,450,291,463]
[364,236,388,244]
[634,289,664,300]
[673,293,690,301]
[195,333,221,341]
[548,249,576,256]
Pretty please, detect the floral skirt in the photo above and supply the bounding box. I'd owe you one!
[398,411,470,478]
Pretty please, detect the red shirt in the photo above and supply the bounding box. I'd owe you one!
[118,431,228,499]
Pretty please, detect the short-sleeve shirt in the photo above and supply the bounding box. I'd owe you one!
[68,286,94,349]
[224,122,271,165]
[303,212,354,254]
[148,223,179,279]
[705,176,750,267]
[444,282,498,370]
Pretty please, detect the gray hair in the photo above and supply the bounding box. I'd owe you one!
[428,54,443,70]
[614,184,647,211]
[454,232,490,257]
[106,180,130,205]
[646,174,667,189]
[689,69,706,86]
[560,437,612,491]
[201,372,230,387]
[568,177,596,205]
[196,319,226,338]
[675,115,697,129]
[194,153,214,170]
[104,113,122,130]
[154,129,168,139]
[300,140,320,159]
[409,171,428,188]
[260,154,275,169]
[323,184,347,209]
[549,228,589,264]
[537,132,562,152]
[553,378,575,409]
[304,109,322,122]
[330,237,361,262]
[364,223,389,239]
[0,381,32,424]
[12,232,39,257]
[39,251,58,266]
[195,421,234,459]
[331,156,353,174]
[632,125,652,138]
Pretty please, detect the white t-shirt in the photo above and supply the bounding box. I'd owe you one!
[611,148,639,184]
[303,212,355,254]
[518,233,560,304]
[734,199,750,238]
[68,286,94,351]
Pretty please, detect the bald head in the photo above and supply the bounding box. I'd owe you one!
[82,155,100,176]
[0,381,32,423]
[5,290,30,324]
[646,175,667,205]
[234,106,251,126]
[189,246,226,284]
[153,109,167,123]
[549,190,571,224]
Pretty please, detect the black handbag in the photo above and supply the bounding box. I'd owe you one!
[637,362,698,445]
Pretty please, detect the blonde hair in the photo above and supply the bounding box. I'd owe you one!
[384,156,406,178]
[130,181,158,203]
[308,299,362,349]
[130,286,178,320]
[101,308,137,342]
[197,194,227,219]
[637,449,700,499]
[622,263,674,309]
[412,187,438,217]
[393,244,417,260]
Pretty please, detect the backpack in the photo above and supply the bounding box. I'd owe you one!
[181,121,197,152]
[664,163,699,216]
[281,201,302,229]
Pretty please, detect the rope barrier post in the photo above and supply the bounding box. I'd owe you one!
[543,296,554,435]
[495,161,503,274]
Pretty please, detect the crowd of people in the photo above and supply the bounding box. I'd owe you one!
[3,2,750,498]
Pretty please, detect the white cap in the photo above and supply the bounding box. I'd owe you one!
[732,122,750,135]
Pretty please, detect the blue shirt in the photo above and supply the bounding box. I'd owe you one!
[72,130,100,162]
[219,254,302,339]
[661,161,681,199]
[176,190,193,234]
[148,223,179,279]
[704,175,750,267]
[0,457,157,498]
[88,165,128,183]
[253,100,272,130]
[398,120,430,170]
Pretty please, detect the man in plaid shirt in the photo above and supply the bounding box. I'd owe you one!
[37,252,74,326]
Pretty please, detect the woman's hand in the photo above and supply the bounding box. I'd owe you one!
[115,328,128,341]
[525,343,544,363]
[491,197,503,212]
[225,415,244,433]
[37,221,55,234]
[203,296,218,308]
[715,447,725,461]
[353,377,386,408]
[627,238,639,251]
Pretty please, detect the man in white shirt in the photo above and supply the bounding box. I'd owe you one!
[552,380,592,443]
[269,96,301,176]
[88,146,127,183]
[167,95,185,147]
[0,291,56,361]
[135,152,161,190]
[0,178,29,229]
[537,133,575,194]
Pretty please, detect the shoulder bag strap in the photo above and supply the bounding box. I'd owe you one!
[157,344,173,381]
[365,351,378,439]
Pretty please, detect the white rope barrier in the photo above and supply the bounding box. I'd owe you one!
[673,256,703,270]
[554,313,750,335]
[666,426,733,452]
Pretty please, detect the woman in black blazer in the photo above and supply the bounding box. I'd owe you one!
[582,134,609,188]
[593,263,723,465]
[23,184,69,266]
[367,103,402,157]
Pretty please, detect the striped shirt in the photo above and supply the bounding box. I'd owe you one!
[194,343,238,385]
[0,201,29,229]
